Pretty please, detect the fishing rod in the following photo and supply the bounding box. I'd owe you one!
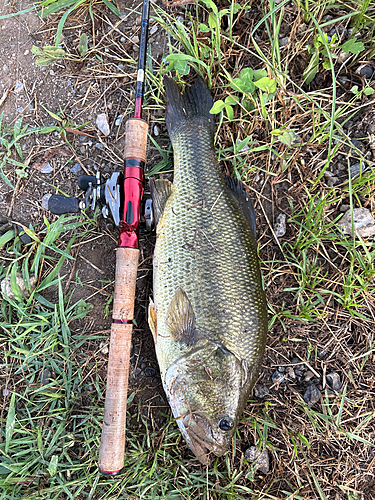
[98,0,150,475]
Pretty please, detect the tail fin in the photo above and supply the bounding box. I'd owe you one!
[164,77,215,139]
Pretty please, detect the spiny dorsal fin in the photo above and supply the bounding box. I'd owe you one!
[150,178,173,228]
[224,176,257,238]
[166,287,196,345]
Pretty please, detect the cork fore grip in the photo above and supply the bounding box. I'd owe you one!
[99,247,139,474]
[125,118,148,162]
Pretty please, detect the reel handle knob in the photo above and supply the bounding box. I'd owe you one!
[48,195,81,215]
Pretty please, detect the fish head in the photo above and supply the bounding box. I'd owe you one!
[165,339,250,464]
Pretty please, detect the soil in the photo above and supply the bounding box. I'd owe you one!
[1,0,375,497]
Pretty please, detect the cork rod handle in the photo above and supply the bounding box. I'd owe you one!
[98,247,139,475]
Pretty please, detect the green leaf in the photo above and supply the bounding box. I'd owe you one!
[198,23,210,33]
[225,95,237,106]
[351,85,359,94]
[253,69,268,81]
[5,392,16,454]
[340,39,365,55]
[254,77,277,94]
[78,33,88,56]
[225,104,234,121]
[101,0,120,17]
[10,265,23,302]
[48,455,58,477]
[0,229,15,248]
[278,130,295,147]
[364,87,374,96]
[230,68,255,94]
[210,100,226,114]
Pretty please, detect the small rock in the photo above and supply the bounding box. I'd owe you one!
[17,107,24,113]
[40,368,51,385]
[49,69,55,76]
[350,162,365,177]
[96,113,110,136]
[150,24,158,35]
[41,162,53,174]
[41,193,52,210]
[70,163,82,173]
[272,369,286,385]
[338,208,375,238]
[14,80,24,93]
[286,366,296,380]
[131,35,140,44]
[3,388,9,397]
[279,36,289,47]
[245,447,269,474]
[153,125,159,136]
[79,135,87,143]
[254,384,270,399]
[96,142,104,150]
[1,273,37,300]
[304,384,321,406]
[115,115,123,126]
[337,50,351,65]
[326,372,342,391]
[304,371,315,382]
[359,65,373,78]
[274,213,286,238]
[117,63,124,70]
[101,345,109,355]
[145,367,156,378]
[132,367,142,378]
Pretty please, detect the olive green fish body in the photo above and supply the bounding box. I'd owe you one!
[149,78,267,464]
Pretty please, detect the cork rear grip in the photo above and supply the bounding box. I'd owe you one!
[125,118,148,162]
[99,247,139,474]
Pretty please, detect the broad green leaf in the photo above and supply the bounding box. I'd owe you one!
[210,100,226,114]
[364,87,374,96]
[278,130,295,147]
[253,69,268,81]
[225,95,237,106]
[254,77,277,94]
[341,39,365,55]
[198,23,210,33]
[225,104,234,121]
[351,85,359,94]
[5,392,16,454]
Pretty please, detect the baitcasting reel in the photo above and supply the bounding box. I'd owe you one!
[48,172,153,231]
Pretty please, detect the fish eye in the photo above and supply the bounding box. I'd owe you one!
[219,416,234,431]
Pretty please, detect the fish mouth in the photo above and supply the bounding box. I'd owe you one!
[180,413,229,464]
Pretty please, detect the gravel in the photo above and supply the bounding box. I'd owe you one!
[304,384,321,406]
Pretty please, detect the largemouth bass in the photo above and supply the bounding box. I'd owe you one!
[148,77,268,464]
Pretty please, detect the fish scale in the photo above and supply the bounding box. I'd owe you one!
[149,77,268,464]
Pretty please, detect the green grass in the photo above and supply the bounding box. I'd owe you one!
[1,0,375,498]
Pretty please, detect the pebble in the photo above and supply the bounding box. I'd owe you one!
[153,125,159,136]
[150,25,158,35]
[338,207,375,238]
[279,37,289,47]
[286,366,296,380]
[245,447,270,474]
[132,367,142,378]
[70,163,82,173]
[272,369,286,385]
[350,162,365,177]
[131,35,140,44]
[40,368,51,385]
[145,367,156,378]
[115,114,123,126]
[95,142,104,150]
[3,388,9,397]
[254,384,270,399]
[17,107,24,113]
[274,213,286,238]
[79,135,86,143]
[14,80,24,93]
[326,372,342,391]
[304,371,315,382]
[1,273,37,300]
[304,384,321,406]
[41,163,53,174]
[96,113,110,136]
[41,193,52,210]
[359,65,373,78]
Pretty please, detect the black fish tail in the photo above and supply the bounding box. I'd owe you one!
[164,76,215,139]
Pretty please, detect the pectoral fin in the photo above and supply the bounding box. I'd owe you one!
[150,178,173,227]
[166,288,196,345]
[148,298,158,344]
